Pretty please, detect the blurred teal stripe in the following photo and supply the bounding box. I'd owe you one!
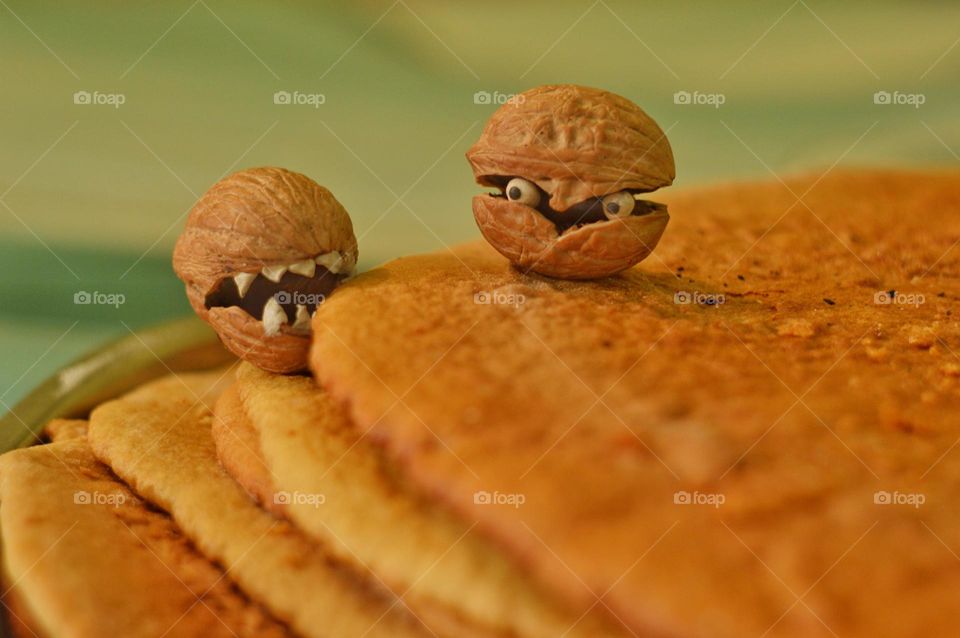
[0,240,190,406]
[0,239,189,324]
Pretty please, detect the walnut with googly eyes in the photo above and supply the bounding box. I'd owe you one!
[466,84,675,280]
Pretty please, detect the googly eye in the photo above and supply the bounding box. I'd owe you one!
[601,191,636,219]
[505,178,541,207]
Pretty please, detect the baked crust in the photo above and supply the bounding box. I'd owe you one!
[0,429,289,637]
[230,362,625,637]
[310,169,960,637]
[211,382,285,515]
[88,371,429,638]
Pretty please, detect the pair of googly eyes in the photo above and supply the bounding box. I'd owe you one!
[505,177,636,219]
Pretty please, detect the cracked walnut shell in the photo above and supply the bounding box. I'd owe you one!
[466,84,675,280]
[173,167,357,373]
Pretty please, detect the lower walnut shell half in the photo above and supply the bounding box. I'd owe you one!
[206,306,313,375]
[472,195,669,280]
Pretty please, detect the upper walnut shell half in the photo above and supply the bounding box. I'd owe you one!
[466,84,675,211]
[466,84,675,280]
[173,167,357,373]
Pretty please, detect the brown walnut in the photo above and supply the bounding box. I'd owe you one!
[173,167,357,373]
[466,84,675,280]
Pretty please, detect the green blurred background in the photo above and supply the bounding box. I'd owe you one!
[1,1,958,407]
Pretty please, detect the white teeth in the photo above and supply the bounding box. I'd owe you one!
[288,259,316,278]
[315,251,345,274]
[262,297,288,336]
[233,272,256,298]
[253,252,353,305]
[291,304,312,333]
[261,265,288,283]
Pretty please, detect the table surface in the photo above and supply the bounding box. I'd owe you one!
[1,0,958,407]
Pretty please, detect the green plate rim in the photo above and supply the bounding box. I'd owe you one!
[0,316,232,453]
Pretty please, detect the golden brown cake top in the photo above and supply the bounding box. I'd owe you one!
[310,169,960,637]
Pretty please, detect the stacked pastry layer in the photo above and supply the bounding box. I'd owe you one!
[0,379,293,638]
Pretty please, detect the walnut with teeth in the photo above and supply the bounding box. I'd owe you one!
[173,167,357,373]
[466,84,675,280]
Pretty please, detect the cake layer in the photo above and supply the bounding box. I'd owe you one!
[220,362,622,637]
[309,170,960,637]
[0,428,289,637]
[88,371,428,638]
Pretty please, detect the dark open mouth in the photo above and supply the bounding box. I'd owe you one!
[203,253,351,336]
[486,175,666,233]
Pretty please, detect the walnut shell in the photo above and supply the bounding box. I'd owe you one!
[466,84,675,211]
[473,195,669,280]
[173,167,358,373]
[466,84,674,279]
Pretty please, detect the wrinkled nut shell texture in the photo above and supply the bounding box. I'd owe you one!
[466,84,675,279]
[173,167,357,373]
